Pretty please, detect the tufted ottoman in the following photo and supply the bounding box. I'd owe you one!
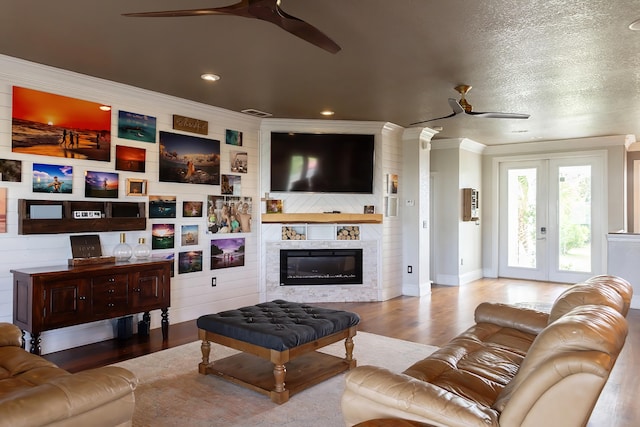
[196,300,360,403]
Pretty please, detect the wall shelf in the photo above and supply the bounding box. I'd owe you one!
[19,199,146,235]
[261,213,383,224]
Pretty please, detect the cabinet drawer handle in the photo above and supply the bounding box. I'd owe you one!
[134,288,141,292]
[79,296,87,301]
[108,278,115,282]
[108,289,115,294]
[108,303,115,307]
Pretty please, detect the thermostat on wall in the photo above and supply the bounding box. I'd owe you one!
[73,210,102,219]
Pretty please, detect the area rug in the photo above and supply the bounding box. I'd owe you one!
[112,332,438,427]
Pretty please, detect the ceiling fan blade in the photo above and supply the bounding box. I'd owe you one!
[122,5,249,19]
[409,111,457,126]
[249,2,340,53]
[123,0,340,53]
[467,111,530,119]
[409,98,465,125]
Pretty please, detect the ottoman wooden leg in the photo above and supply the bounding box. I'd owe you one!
[199,339,211,374]
[270,363,290,403]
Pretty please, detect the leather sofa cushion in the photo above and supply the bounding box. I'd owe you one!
[586,275,633,316]
[197,299,360,351]
[548,283,624,323]
[403,321,538,408]
[0,347,68,399]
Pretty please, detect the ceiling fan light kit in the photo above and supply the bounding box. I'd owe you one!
[410,84,530,126]
[123,0,341,53]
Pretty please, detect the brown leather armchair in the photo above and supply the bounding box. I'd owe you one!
[0,322,138,427]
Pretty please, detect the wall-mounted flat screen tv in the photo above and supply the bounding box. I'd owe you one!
[270,132,375,194]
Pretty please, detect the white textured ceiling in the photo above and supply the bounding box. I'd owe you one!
[1,0,639,145]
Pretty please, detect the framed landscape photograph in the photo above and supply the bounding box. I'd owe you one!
[159,131,220,185]
[115,145,146,172]
[178,250,203,274]
[152,223,175,249]
[33,163,73,193]
[117,110,156,143]
[210,237,245,270]
[225,129,242,146]
[126,178,147,196]
[12,86,111,162]
[84,171,118,198]
[149,195,177,218]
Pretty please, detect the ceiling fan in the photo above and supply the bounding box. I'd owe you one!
[410,84,530,125]
[122,0,341,54]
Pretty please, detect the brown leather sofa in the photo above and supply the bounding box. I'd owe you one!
[0,322,138,427]
[342,275,632,427]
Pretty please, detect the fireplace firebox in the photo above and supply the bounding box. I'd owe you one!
[280,249,363,286]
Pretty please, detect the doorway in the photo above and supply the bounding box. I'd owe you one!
[498,154,604,283]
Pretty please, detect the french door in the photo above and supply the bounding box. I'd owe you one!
[498,155,604,283]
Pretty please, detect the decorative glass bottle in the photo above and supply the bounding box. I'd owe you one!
[134,237,151,259]
[113,232,133,261]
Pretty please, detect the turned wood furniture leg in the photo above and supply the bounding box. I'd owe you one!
[199,339,211,374]
[345,335,354,362]
[161,308,169,339]
[273,363,286,393]
[30,332,41,355]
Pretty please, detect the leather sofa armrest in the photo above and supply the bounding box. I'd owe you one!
[0,323,23,347]
[0,366,137,427]
[342,365,499,427]
[475,302,549,335]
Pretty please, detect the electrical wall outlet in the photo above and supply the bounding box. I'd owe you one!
[211,277,217,287]
[407,266,413,273]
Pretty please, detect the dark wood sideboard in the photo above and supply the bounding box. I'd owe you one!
[11,259,172,355]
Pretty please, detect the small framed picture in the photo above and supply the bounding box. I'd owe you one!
[364,205,375,214]
[265,199,283,213]
[85,171,118,198]
[126,178,147,196]
[183,201,203,217]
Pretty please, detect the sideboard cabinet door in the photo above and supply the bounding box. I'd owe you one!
[40,277,89,330]
[130,266,170,312]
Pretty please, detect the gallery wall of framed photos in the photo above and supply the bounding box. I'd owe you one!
[0,55,261,354]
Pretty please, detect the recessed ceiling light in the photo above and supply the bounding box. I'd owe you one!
[201,73,220,82]
[99,105,111,111]
[320,110,334,116]
[629,19,640,30]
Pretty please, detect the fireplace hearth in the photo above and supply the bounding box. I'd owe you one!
[280,249,363,286]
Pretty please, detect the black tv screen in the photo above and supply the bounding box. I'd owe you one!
[270,132,375,193]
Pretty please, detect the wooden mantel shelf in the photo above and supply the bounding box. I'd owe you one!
[261,213,383,224]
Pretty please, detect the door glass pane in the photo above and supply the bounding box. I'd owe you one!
[558,165,591,272]
[507,168,537,268]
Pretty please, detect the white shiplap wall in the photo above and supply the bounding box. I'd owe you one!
[0,55,262,354]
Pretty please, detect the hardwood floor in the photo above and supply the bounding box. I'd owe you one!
[44,278,638,426]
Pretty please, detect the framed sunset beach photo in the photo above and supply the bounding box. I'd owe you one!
[84,171,118,198]
[11,86,111,162]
